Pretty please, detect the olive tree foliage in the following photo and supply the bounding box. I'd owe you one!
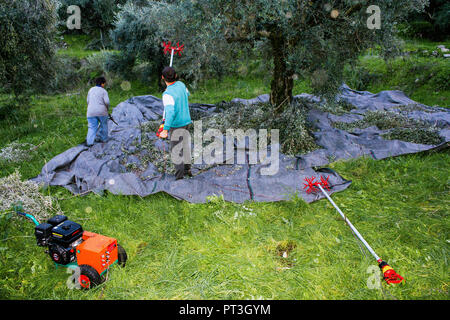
[0,0,59,97]
[203,0,429,110]
[159,0,240,85]
[108,1,167,85]
[108,0,237,90]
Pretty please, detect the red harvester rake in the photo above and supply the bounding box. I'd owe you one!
[303,175,404,285]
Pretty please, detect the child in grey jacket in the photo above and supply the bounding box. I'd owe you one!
[86,77,110,146]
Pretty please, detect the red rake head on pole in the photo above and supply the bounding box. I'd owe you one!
[303,176,320,194]
[319,175,331,191]
[303,175,331,194]
[162,41,172,55]
[305,174,405,286]
[174,42,184,56]
[162,41,185,56]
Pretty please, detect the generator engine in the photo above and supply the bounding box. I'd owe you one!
[34,215,83,265]
[16,208,127,289]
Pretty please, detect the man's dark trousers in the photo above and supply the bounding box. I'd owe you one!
[169,125,191,180]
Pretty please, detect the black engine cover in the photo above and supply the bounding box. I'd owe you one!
[34,223,53,247]
[49,243,75,265]
[50,220,83,247]
[33,215,84,265]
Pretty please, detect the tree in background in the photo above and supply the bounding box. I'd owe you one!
[432,1,450,36]
[0,0,58,98]
[205,0,429,111]
[108,1,168,89]
[109,1,429,109]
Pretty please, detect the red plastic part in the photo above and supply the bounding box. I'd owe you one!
[163,41,172,55]
[156,122,164,138]
[383,269,404,284]
[319,175,331,191]
[378,259,404,284]
[175,43,185,56]
[79,275,90,289]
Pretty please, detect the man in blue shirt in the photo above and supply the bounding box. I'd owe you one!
[159,67,192,180]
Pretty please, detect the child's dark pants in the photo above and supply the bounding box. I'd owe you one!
[169,125,192,180]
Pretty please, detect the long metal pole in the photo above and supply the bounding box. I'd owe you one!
[170,48,174,67]
[317,183,381,261]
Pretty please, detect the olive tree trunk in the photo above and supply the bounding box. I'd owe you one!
[269,33,294,113]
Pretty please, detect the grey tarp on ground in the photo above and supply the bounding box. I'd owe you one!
[31,84,449,203]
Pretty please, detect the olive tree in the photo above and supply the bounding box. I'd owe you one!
[203,0,429,110]
[0,0,59,97]
[110,0,428,109]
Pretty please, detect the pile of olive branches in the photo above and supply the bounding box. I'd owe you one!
[0,170,60,222]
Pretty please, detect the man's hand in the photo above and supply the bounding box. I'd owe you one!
[159,130,169,139]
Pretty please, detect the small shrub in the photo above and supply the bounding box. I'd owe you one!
[47,56,82,93]
[80,51,124,88]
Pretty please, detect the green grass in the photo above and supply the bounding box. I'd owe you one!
[56,35,98,59]
[402,38,450,53]
[1,152,448,299]
[359,55,449,107]
[189,74,312,105]
[345,39,450,107]
[0,36,448,300]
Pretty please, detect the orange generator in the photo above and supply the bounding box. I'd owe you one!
[17,210,127,289]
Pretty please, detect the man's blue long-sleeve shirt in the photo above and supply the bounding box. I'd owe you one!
[162,81,191,130]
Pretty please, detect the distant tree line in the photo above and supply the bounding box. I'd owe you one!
[2,0,447,116]
[402,0,449,40]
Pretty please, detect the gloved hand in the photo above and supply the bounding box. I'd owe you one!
[159,130,168,139]
[156,120,167,139]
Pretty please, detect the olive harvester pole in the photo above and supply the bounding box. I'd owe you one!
[303,176,404,285]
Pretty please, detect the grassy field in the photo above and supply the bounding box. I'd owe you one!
[0,36,448,300]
